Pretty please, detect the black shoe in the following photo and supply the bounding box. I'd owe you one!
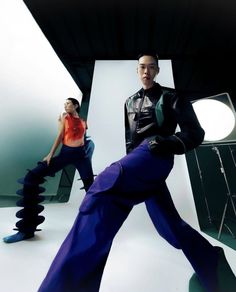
[215,247,236,292]
[189,247,236,292]
[189,273,206,292]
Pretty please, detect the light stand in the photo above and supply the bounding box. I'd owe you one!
[212,145,236,239]
[192,93,236,241]
[193,148,213,225]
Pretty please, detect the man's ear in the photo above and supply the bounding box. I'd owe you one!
[154,67,160,81]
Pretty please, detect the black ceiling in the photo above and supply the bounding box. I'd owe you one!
[23,0,236,108]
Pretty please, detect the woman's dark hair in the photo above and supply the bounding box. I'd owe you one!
[137,52,159,67]
[67,97,81,114]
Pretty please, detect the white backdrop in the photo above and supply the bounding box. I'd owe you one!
[85,60,202,291]
[88,60,175,171]
[87,60,199,227]
[0,0,81,196]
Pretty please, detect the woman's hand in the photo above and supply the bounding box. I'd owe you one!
[43,153,53,166]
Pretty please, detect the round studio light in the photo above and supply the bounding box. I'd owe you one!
[193,99,235,141]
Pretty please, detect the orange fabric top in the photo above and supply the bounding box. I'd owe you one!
[63,114,86,145]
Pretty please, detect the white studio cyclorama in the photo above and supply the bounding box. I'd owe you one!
[1,59,236,292]
[1,1,236,291]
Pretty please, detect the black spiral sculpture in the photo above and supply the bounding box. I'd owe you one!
[13,168,48,234]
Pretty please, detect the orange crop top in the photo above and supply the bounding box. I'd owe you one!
[63,114,86,145]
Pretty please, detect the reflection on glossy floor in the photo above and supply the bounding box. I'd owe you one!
[1,171,236,292]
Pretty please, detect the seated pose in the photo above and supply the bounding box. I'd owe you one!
[38,55,236,292]
[3,97,94,244]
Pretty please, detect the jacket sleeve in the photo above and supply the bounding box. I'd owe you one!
[124,103,133,154]
[149,93,205,155]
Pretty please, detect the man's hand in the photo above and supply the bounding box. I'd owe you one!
[148,135,185,155]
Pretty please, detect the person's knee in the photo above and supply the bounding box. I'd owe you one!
[24,171,36,182]
[79,194,131,217]
[79,195,98,214]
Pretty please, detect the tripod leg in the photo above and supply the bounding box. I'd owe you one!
[218,196,229,239]
[229,196,236,216]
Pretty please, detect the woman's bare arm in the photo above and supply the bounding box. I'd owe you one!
[43,113,65,165]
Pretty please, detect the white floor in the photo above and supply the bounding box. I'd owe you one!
[1,171,236,292]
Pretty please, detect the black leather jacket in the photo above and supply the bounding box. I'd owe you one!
[124,82,205,155]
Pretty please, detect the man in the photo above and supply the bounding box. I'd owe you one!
[38,54,236,292]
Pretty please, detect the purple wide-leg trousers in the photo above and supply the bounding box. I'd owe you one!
[38,140,219,292]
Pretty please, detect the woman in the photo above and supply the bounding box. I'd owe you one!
[3,97,94,243]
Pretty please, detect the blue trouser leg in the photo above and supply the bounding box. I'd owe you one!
[145,186,181,249]
[73,146,94,191]
[38,194,132,292]
[85,138,95,162]
[31,144,93,181]
[145,183,219,291]
[16,145,94,234]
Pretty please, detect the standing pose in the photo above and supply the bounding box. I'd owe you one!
[38,55,236,292]
[3,98,94,244]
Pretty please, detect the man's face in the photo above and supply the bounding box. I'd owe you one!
[137,55,159,88]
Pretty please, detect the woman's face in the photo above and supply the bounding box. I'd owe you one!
[64,99,77,113]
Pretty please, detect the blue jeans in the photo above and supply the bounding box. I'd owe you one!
[38,140,219,292]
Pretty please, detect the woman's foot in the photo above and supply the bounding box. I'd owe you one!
[3,231,34,243]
